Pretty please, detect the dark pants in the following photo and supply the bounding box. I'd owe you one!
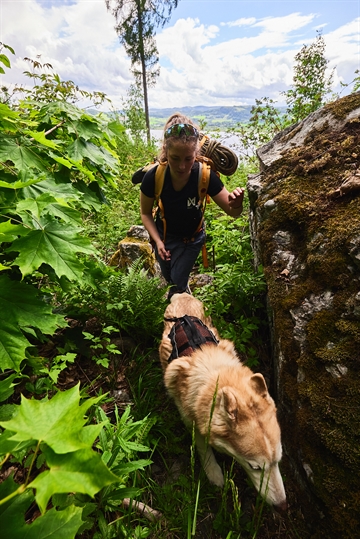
[155,229,205,298]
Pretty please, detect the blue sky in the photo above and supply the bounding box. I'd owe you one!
[1,0,359,109]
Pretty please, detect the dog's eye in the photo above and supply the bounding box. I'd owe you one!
[247,462,261,471]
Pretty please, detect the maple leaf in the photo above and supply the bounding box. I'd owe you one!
[0,384,103,453]
[8,216,97,280]
[0,477,83,538]
[30,447,119,513]
[0,275,66,371]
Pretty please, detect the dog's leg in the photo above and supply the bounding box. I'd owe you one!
[195,430,224,487]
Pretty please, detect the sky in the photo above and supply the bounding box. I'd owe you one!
[0,0,359,111]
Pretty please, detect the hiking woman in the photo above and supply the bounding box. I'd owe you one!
[140,113,244,298]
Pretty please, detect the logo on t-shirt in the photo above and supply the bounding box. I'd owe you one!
[187,197,200,209]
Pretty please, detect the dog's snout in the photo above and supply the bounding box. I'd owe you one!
[274,499,288,513]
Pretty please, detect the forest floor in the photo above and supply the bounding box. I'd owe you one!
[2,309,313,539]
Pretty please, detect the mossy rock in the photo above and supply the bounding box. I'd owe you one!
[248,92,360,538]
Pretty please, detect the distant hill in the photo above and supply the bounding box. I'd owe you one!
[149,105,253,129]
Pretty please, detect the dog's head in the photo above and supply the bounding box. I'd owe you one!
[206,373,287,510]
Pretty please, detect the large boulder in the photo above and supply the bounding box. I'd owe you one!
[247,93,360,538]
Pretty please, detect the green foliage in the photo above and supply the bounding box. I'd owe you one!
[339,68,360,94]
[62,260,168,344]
[284,31,334,122]
[87,405,154,538]
[0,480,83,539]
[235,98,288,163]
[83,325,121,369]
[195,170,266,363]
[0,43,14,77]
[0,385,117,511]
[0,275,65,371]
[122,84,148,142]
[0,385,154,538]
[0,51,130,372]
[103,261,168,341]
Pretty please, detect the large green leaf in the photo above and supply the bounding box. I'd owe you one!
[0,384,103,454]
[0,275,65,371]
[0,429,34,455]
[0,134,47,171]
[67,138,118,169]
[67,118,105,141]
[16,195,82,225]
[0,103,19,131]
[8,217,97,280]
[0,478,83,539]
[0,169,49,190]
[22,177,83,203]
[0,373,19,402]
[25,130,60,150]
[29,446,119,513]
[0,319,33,372]
[38,101,83,122]
[0,220,28,242]
[48,151,96,181]
[17,505,83,539]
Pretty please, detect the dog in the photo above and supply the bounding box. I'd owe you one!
[159,293,287,511]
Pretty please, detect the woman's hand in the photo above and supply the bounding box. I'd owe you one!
[156,239,171,261]
[228,187,245,209]
[212,186,245,217]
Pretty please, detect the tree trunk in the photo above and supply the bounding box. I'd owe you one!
[137,0,151,144]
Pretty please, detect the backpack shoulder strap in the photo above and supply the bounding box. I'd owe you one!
[154,161,168,241]
[131,160,158,185]
[154,161,168,202]
[196,156,212,208]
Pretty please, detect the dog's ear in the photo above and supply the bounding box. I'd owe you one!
[249,373,268,398]
[220,387,242,422]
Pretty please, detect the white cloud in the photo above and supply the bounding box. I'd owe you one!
[1,0,131,107]
[221,17,256,28]
[323,18,360,85]
[253,13,317,33]
[0,2,358,110]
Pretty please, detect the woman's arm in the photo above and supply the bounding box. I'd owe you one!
[212,186,245,217]
[140,192,171,261]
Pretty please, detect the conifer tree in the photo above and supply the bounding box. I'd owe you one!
[105,0,178,142]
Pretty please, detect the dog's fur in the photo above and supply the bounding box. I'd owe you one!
[159,293,287,510]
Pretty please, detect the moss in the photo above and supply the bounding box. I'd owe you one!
[326,92,360,119]
[306,310,338,352]
[336,319,360,342]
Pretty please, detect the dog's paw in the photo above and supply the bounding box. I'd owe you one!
[206,463,224,488]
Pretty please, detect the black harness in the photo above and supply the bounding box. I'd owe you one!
[165,315,219,362]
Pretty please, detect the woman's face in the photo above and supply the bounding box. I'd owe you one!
[166,140,197,182]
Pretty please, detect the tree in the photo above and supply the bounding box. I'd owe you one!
[105,0,178,143]
[284,31,334,122]
[235,33,335,161]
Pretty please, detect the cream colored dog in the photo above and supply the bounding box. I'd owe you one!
[159,293,287,511]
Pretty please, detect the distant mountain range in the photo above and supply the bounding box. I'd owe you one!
[149,105,253,129]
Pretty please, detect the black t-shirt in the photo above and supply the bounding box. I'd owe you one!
[141,161,224,238]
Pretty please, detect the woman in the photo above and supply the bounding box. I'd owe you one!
[140,113,244,298]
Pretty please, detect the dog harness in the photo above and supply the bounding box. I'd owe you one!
[165,315,219,362]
